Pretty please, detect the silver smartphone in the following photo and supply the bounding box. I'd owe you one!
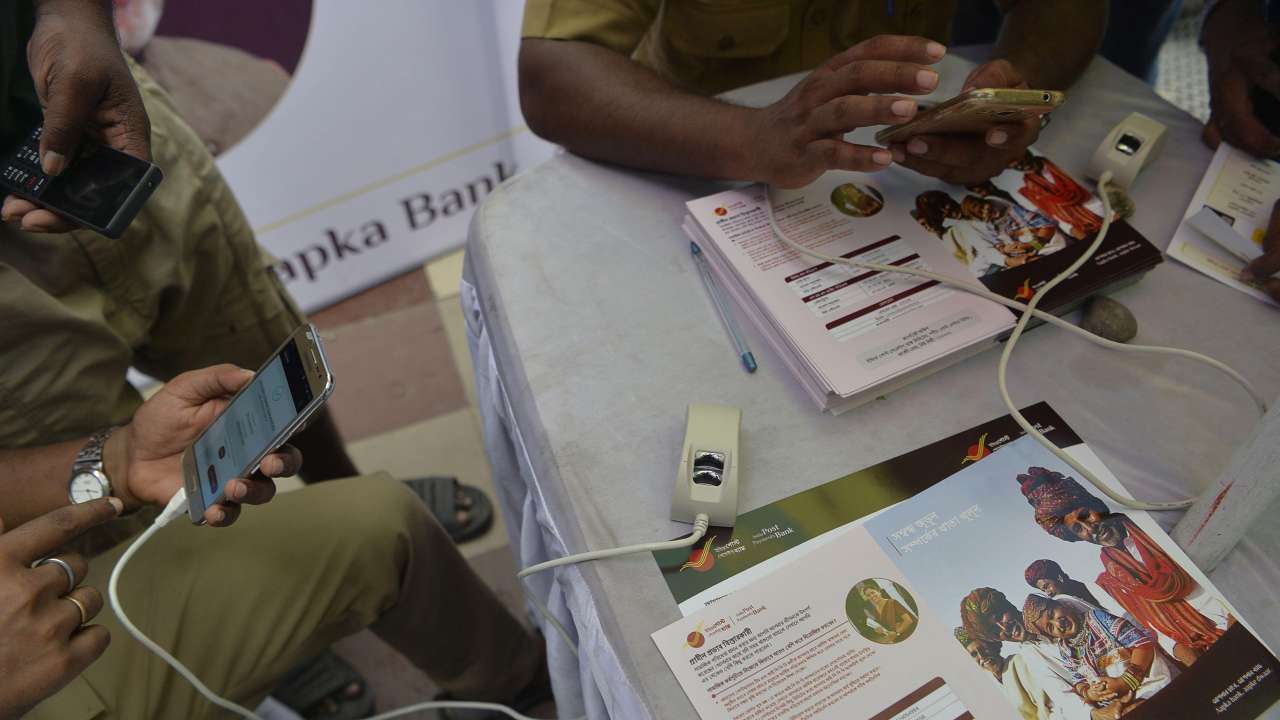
[181,324,334,523]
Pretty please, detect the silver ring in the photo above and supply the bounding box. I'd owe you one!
[33,557,77,595]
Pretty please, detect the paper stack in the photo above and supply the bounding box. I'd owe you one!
[683,150,1162,413]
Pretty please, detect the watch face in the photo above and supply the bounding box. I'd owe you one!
[69,471,108,504]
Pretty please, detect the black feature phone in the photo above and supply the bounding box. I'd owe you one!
[0,125,163,238]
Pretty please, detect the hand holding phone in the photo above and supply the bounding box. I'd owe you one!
[884,59,1063,186]
[0,124,162,238]
[114,364,304,527]
[181,325,334,524]
[875,88,1063,144]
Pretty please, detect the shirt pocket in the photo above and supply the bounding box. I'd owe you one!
[661,0,791,59]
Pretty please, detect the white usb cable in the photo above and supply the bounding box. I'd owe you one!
[765,171,1267,512]
[109,491,704,720]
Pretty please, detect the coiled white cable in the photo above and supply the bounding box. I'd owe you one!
[109,491,705,719]
[764,172,1267,512]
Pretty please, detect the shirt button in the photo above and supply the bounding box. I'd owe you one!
[718,34,736,51]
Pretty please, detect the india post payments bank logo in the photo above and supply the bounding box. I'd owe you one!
[685,622,706,649]
[714,207,728,216]
[680,536,717,573]
[961,433,992,465]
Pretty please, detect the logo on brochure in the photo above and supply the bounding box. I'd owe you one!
[714,207,728,216]
[684,622,706,649]
[679,536,717,573]
[961,433,992,465]
[1014,279,1034,302]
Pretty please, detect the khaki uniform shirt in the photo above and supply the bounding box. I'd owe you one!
[523,0,1016,95]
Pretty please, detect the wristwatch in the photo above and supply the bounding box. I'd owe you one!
[68,427,119,505]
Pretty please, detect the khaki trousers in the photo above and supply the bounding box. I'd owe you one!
[29,474,542,719]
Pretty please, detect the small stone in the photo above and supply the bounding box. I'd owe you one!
[1081,295,1137,343]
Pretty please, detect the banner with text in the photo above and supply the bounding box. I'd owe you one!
[124,0,553,311]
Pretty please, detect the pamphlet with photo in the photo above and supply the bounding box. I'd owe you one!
[653,437,1280,720]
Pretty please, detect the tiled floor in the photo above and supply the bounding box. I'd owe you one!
[1155,10,1211,123]
[268,250,539,717]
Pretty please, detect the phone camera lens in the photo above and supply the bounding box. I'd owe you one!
[1042,92,1052,102]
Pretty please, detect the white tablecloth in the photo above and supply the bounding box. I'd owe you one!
[462,52,1280,720]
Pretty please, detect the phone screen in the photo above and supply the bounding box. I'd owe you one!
[39,145,153,229]
[192,339,314,508]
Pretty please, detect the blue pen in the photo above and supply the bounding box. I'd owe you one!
[691,242,758,373]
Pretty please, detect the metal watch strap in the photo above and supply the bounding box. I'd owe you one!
[73,427,117,474]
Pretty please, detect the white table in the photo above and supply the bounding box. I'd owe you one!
[461,52,1280,720]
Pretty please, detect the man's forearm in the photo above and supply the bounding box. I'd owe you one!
[519,39,759,181]
[0,431,130,528]
[0,440,84,528]
[994,0,1108,89]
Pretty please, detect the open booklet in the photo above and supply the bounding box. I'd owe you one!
[653,403,1082,616]
[1167,143,1280,308]
[652,436,1279,720]
[684,150,1162,413]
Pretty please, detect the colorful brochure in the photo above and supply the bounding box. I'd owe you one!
[653,403,1080,615]
[684,144,1161,412]
[652,435,1280,720]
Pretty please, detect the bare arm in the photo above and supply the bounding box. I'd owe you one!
[519,39,756,180]
[993,0,1109,90]
[0,440,92,529]
[519,35,946,188]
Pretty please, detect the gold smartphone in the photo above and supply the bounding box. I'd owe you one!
[875,88,1065,145]
[181,324,334,523]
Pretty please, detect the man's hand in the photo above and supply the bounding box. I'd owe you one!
[890,59,1041,186]
[1,0,151,233]
[107,365,302,527]
[747,35,945,188]
[1202,0,1280,158]
[1242,198,1280,300]
[0,499,120,720]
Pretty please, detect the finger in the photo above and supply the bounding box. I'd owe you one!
[101,81,152,161]
[825,60,939,102]
[1264,198,1280,254]
[1245,251,1280,280]
[30,552,88,598]
[1260,276,1280,301]
[52,586,104,637]
[38,72,103,176]
[1202,119,1223,150]
[827,34,946,72]
[1,195,38,223]
[204,503,241,528]
[1238,51,1280,100]
[65,624,111,675]
[256,444,302,478]
[809,139,894,174]
[0,499,123,565]
[809,95,918,137]
[985,119,1038,150]
[19,208,75,234]
[963,59,1028,92]
[1213,72,1280,157]
[223,476,276,506]
[166,365,255,404]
